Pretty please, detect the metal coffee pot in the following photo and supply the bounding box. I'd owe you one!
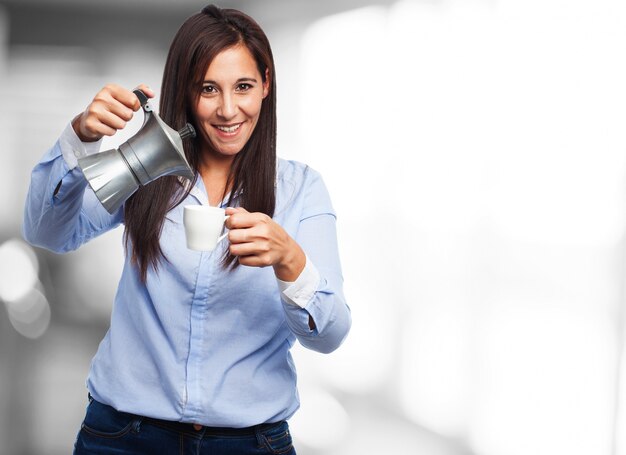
[77,89,195,214]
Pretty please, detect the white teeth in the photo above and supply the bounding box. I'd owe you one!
[216,124,241,133]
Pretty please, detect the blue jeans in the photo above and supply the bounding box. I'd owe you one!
[73,397,296,455]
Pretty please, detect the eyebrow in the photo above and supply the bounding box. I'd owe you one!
[202,77,258,85]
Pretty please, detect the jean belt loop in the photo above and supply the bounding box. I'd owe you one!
[254,425,265,448]
[131,417,143,434]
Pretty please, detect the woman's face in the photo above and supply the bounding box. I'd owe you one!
[195,44,269,158]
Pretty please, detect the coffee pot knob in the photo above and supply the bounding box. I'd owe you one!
[178,123,196,140]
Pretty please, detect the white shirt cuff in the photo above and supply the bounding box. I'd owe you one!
[59,121,103,169]
[277,256,320,308]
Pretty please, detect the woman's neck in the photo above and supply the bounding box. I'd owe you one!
[198,153,236,207]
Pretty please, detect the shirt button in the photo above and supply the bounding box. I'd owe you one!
[74,151,80,157]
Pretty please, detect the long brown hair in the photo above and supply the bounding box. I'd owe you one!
[124,4,277,281]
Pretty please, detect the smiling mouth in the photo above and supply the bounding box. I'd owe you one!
[215,123,242,133]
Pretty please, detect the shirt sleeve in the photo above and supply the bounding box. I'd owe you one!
[276,255,320,308]
[280,167,352,354]
[22,122,123,253]
[59,120,103,169]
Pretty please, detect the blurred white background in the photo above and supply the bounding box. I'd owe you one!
[1,0,626,454]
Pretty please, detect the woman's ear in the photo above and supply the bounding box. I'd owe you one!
[263,68,270,98]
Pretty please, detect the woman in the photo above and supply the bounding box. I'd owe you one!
[23,5,351,454]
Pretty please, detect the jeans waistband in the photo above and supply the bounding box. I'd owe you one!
[88,394,281,437]
[143,416,281,436]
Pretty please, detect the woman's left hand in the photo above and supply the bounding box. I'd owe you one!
[225,207,305,281]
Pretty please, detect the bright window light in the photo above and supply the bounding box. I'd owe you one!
[294,1,626,454]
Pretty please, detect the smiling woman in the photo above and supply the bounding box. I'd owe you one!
[21,4,351,455]
[195,45,269,160]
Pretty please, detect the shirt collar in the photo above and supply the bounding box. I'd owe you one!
[178,176,242,208]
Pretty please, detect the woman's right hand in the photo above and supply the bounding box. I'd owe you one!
[71,83,155,142]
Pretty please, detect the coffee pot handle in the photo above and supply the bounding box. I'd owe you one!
[133,89,153,113]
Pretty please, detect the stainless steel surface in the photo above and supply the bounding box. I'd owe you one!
[77,92,195,214]
[77,148,140,213]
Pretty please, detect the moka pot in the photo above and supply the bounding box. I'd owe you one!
[77,89,195,214]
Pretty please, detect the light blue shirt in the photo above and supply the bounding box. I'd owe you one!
[23,124,351,427]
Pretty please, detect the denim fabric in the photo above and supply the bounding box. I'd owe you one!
[73,398,296,455]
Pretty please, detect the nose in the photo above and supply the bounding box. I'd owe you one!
[217,93,237,120]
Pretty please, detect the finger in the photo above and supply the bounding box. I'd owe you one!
[237,254,272,268]
[227,224,270,244]
[237,255,259,267]
[91,88,138,122]
[229,212,271,230]
[225,207,247,216]
[84,108,129,134]
[229,238,271,256]
[82,121,118,138]
[225,207,246,229]
[134,83,155,99]
[88,97,134,124]
[225,212,260,230]
[229,242,254,257]
[227,227,251,244]
[104,100,135,123]
[101,84,142,111]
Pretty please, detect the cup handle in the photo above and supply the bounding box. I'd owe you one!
[218,215,230,243]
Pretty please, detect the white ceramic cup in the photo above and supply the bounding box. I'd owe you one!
[183,205,229,251]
